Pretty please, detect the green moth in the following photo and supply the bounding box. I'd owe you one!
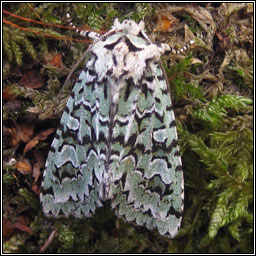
[41,18,193,238]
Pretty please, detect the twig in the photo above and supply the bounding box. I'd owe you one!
[40,228,58,253]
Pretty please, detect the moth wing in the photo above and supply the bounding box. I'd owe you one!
[110,64,184,238]
[40,64,110,217]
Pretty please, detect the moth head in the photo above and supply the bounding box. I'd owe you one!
[112,18,145,36]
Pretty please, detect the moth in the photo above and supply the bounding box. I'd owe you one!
[40,18,193,238]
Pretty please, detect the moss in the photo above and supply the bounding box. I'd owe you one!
[3,3,253,253]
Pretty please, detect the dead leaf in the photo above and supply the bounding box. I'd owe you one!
[31,183,41,196]
[18,123,35,143]
[16,160,32,174]
[32,151,45,182]
[20,69,45,88]
[23,127,56,154]
[23,140,39,154]
[3,218,15,240]
[11,123,34,147]
[45,52,63,69]
[5,100,23,112]
[12,222,32,234]
[3,86,18,101]
[3,217,32,240]
[3,126,15,149]
[154,13,179,32]
[216,31,229,50]
[7,125,19,148]
[13,216,32,235]
[50,53,63,69]
[4,121,34,148]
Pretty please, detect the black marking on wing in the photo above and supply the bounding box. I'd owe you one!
[155,97,161,103]
[125,133,137,147]
[116,119,129,127]
[41,186,54,196]
[125,37,143,52]
[175,165,183,172]
[161,89,168,95]
[113,55,117,66]
[167,206,182,218]
[154,112,164,123]
[166,105,174,111]
[145,76,154,83]
[169,120,176,128]
[104,37,122,50]
[124,78,133,101]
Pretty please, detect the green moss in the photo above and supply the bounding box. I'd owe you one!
[3,3,253,253]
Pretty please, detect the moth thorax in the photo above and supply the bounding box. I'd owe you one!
[112,18,145,36]
[112,41,129,78]
[109,79,123,104]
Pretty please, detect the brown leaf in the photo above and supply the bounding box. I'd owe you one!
[12,223,32,235]
[4,121,34,148]
[13,216,32,235]
[50,53,63,69]
[18,123,35,143]
[3,126,15,149]
[216,31,229,50]
[16,160,32,174]
[32,151,45,182]
[20,69,45,88]
[8,125,19,148]
[3,86,18,101]
[17,216,31,226]
[5,100,23,112]
[3,218,15,240]
[23,127,56,154]
[32,183,41,196]
[23,139,38,154]
[3,217,32,240]
[154,13,179,32]
[45,52,63,69]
